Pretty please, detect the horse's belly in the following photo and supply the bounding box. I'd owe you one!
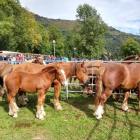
[119,82,138,90]
[20,83,36,93]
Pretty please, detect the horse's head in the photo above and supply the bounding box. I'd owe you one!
[54,64,68,87]
[34,56,44,65]
[75,61,89,86]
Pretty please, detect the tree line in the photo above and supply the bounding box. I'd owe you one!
[0,0,140,60]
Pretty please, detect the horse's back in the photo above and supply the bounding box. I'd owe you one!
[102,62,126,89]
[102,62,140,90]
[13,62,46,73]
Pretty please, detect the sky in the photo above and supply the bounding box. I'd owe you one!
[20,0,140,35]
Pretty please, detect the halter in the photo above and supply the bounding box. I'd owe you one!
[135,56,138,61]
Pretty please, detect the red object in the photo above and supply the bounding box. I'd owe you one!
[51,56,54,60]
[104,54,108,57]
[16,57,20,61]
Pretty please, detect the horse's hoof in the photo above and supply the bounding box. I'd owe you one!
[122,106,128,112]
[56,106,63,110]
[96,115,102,120]
[83,94,88,98]
[42,111,46,116]
[8,112,14,116]
[13,114,18,118]
[40,117,44,120]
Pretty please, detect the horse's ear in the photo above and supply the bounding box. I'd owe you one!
[42,66,54,72]
[53,65,59,71]
[35,56,37,59]
[81,61,85,67]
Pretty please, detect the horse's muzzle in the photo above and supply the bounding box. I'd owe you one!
[62,81,68,87]
[83,80,90,87]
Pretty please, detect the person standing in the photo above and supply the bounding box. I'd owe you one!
[51,55,54,60]
[0,55,3,61]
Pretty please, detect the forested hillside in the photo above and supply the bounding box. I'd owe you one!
[1,1,140,59]
[35,14,140,55]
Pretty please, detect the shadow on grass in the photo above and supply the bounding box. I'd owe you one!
[24,93,55,116]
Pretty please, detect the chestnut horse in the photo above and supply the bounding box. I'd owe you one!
[4,64,67,119]
[113,54,140,101]
[0,57,44,98]
[12,61,89,110]
[69,61,105,97]
[94,62,140,119]
[122,54,140,64]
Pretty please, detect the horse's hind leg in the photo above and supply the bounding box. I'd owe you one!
[36,90,44,120]
[135,82,140,111]
[54,82,62,110]
[7,93,18,118]
[94,88,113,119]
[122,91,130,111]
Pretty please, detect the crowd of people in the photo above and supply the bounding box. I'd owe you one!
[0,53,83,64]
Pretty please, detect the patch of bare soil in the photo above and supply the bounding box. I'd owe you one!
[15,123,31,128]
[76,114,82,120]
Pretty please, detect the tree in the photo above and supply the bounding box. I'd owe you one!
[121,37,140,57]
[71,4,108,59]
[47,25,65,56]
[0,0,50,54]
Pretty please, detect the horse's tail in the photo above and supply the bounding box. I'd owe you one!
[95,67,105,109]
[3,75,7,99]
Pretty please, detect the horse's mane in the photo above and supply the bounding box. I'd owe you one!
[27,59,35,63]
[122,55,137,61]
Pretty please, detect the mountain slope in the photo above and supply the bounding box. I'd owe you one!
[35,14,140,54]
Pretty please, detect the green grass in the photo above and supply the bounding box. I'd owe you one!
[0,87,140,140]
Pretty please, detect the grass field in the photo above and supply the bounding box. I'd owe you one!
[0,87,140,140]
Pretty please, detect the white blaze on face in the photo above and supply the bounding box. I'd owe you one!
[61,69,68,86]
[43,60,46,65]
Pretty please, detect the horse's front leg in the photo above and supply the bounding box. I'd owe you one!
[41,93,46,116]
[121,91,130,111]
[73,77,77,88]
[83,86,88,97]
[36,89,45,120]
[0,85,6,98]
[94,88,113,119]
[7,93,18,118]
[53,79,62,110]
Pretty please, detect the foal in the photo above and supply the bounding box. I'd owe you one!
[4,64,67,120]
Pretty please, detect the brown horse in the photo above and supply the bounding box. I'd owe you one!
[94,62,140,119]
[0,57,45,98]
[122,54,140,64]
[4,64,67,119]
[69,61,105,97]
[12,61,89,110]
[112,54,140,101]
